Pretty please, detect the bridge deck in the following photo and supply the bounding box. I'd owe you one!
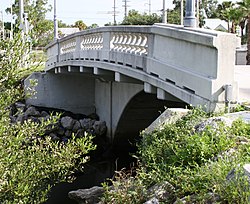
[235,66,250,104]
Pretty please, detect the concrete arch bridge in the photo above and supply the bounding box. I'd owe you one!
[25,24,239,146]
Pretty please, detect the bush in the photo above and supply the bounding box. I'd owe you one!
[0,34,96,203]
[102,108,250,203]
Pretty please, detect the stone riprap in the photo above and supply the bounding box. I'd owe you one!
[9,102,107,142]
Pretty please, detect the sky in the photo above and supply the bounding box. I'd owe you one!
[1,0,174,27]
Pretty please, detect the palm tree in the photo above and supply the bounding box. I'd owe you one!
[216,1,235,32]
[237,0,250,64]
[74,20,87,31]
[228,7,243,33]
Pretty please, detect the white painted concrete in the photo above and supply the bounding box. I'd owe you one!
[235,66,250,104]
[24,24,245,143]
[25,72,95,114]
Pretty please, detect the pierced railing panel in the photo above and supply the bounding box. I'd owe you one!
[81,33,103,50]
[60,39,76,54]
[110,32,148,55]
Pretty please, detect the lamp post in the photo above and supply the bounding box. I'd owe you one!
[184,0,196,27]
[180,0,184,25]
[162,0,167,23]
[54,0,58,40]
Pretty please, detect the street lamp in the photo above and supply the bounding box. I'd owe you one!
[180,0,184,25]
[162,0,167,23]
[184,0,196,27]
[54,0,58,40]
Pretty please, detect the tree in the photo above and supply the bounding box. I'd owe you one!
[121,10,161,25]
[73,20,87,31]
[216,1,235,32]
[202,0,218,18]
[0,33,96,203]
[58,20,70,28]
[88,23,99,29]
[237,0,250,64]
[6,0,53,47]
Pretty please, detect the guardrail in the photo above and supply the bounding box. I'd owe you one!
[45,24,239,104]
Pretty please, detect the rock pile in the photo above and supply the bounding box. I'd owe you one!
[9,102,107,142]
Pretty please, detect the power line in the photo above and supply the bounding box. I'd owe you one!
[122,0,130,18]
[113,0,117,25]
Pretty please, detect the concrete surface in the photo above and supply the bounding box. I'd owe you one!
[235,66,250,104]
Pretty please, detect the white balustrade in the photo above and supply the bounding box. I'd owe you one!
[81,33,103,50]
[60,39,76,54]
[110,32,148,55]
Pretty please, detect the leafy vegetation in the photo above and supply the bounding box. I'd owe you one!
[121,10,161,25]
[102,108,250,203]
[0,33,96,203]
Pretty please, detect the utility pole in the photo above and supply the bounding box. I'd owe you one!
[148,0,151,15]
[122,0,130,18]
[54,0,58,40]
[113,0,117,25]
[180,0,184,25]
[162,0,167,23]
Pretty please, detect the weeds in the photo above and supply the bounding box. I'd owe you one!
[102,108,250,203]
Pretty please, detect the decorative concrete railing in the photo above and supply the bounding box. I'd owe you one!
[45,24,239,106]
[81,33,103,50]
[110,33,148,54]
[46,27,150,67]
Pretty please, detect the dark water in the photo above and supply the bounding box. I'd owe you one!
[45,150,136,204]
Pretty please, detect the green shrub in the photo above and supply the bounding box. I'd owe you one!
[0,34,96,203]
[102,108,250,203]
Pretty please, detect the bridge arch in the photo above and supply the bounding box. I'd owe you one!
[25,24,239,146]
[113,90,187,149]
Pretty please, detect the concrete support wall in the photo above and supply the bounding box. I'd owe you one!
[236,49,247,65]
[95,80,143,141]
[25,72,95,114]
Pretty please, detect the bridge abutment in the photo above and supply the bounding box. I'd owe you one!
[25,72,96,114]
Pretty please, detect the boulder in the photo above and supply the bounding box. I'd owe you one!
[195,116,234,133]
[56,126,65,136]
[60,116,75,130]
[144,197,160,204]
[16,114,26,124]
[226,164,250,182]
[45,123,59,134]
[68,186,104,204]
[146,181,176,203]
[76,129,86,138]
[24,106,40,117]
[15,102,26,112]
[80,118,94,131]
[40,110,49,118]
[72,120,81,133]
[144,108,189,134]
[65,130,72,138]
[93,121,107,136]
[49,133,60,141]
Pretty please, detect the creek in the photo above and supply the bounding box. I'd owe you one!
[45,146,137,204]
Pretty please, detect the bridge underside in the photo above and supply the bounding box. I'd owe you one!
[25,68,187,147]
[114,91,187,150]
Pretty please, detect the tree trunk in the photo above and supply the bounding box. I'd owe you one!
[240,20,245,38]
[247,14,250,65]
